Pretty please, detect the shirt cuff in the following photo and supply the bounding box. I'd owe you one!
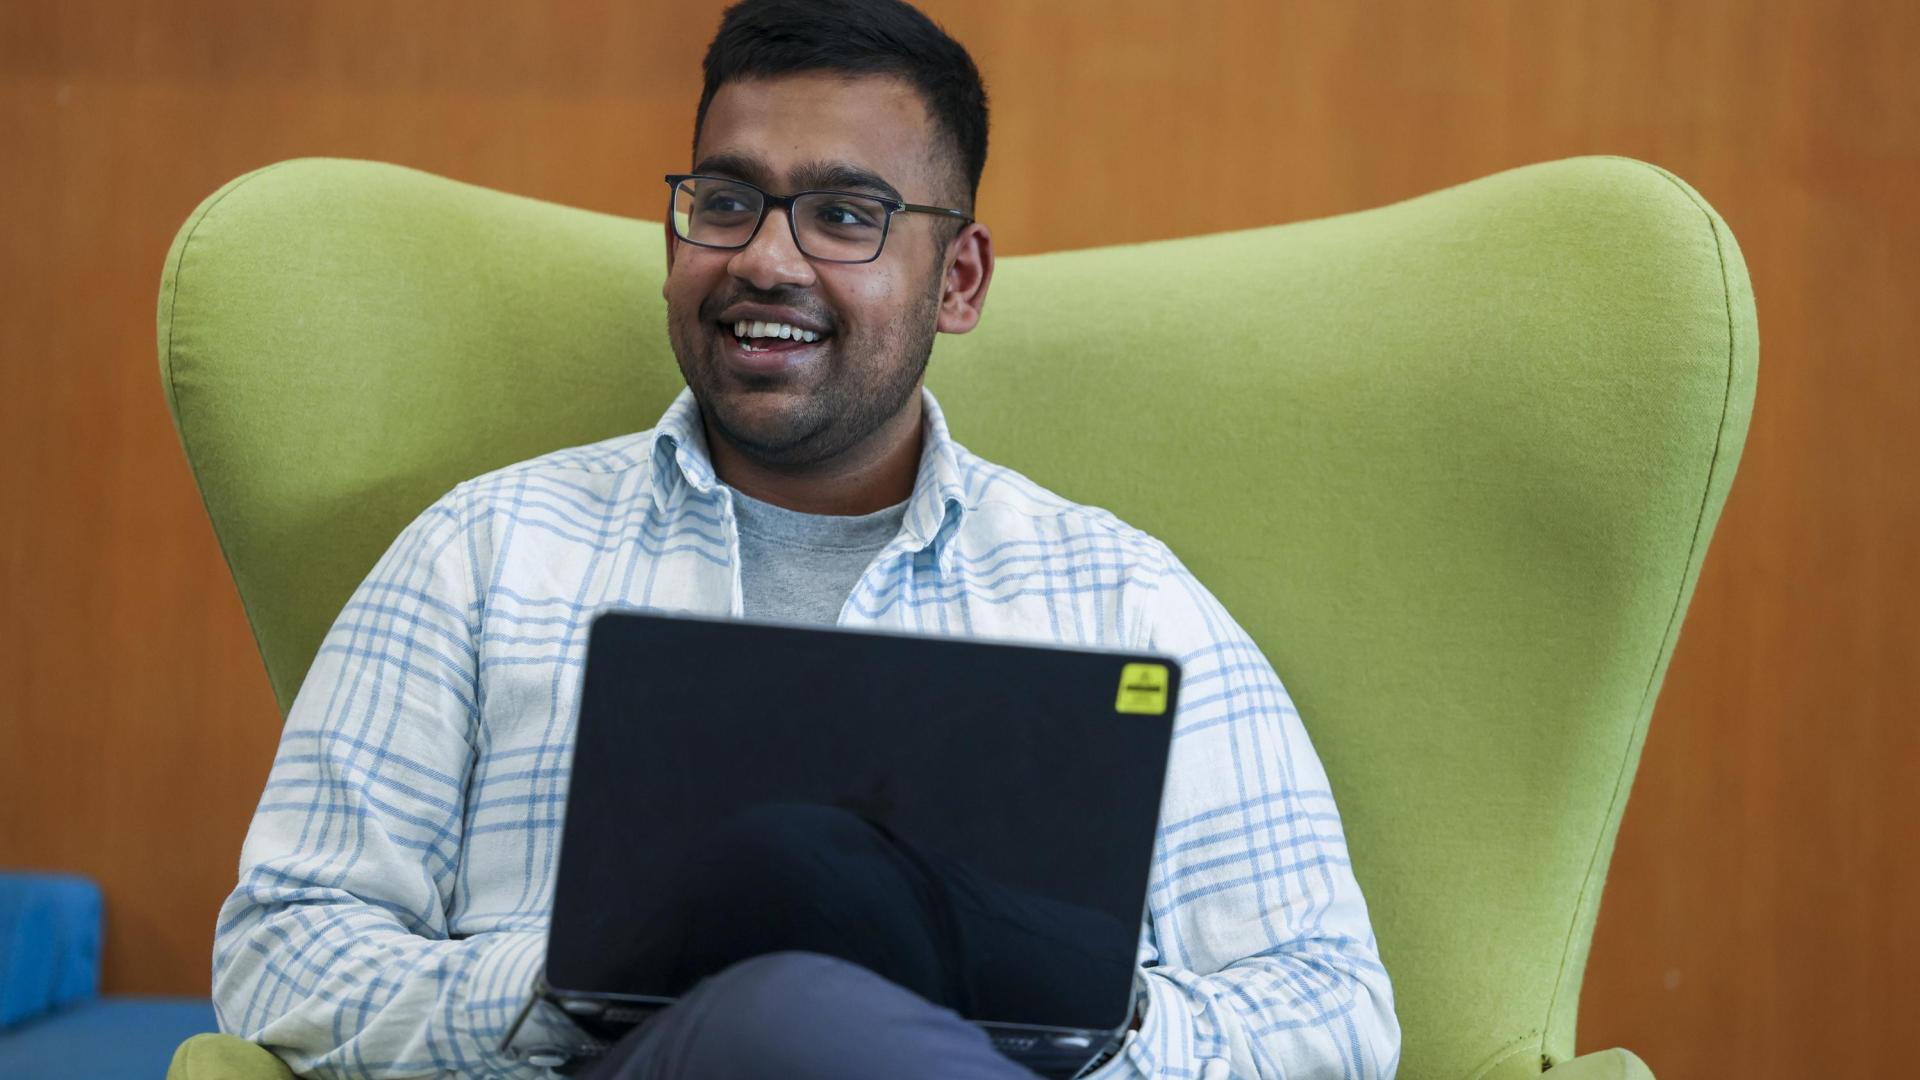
[456,930,556,1060]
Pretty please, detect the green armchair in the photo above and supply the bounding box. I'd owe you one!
[157,154,1754,1078]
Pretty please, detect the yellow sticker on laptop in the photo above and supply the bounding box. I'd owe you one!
[1114,662,1170,715]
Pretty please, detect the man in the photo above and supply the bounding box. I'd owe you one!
[213,1,1401,1077]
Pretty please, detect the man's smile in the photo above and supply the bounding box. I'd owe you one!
[731,319,824,344]
[709,301,836,376]
[716,319,830,376]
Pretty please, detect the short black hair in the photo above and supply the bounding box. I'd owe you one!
[695,0,990,209]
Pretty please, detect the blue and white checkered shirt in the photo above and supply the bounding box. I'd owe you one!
[214,389,1399,1079]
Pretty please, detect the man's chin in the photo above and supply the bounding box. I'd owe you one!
[697,389,834,464]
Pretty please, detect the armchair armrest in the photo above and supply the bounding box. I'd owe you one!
[1545,1048,1655,1080]
[166,1033,295,1080]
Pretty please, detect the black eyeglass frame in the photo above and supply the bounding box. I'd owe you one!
[664,173,973,265]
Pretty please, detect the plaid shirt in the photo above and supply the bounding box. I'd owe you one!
[214,389,1399,1079]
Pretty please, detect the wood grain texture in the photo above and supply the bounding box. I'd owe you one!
[1,2,1912,1076]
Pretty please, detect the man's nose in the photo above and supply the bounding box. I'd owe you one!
[727,206,816,290]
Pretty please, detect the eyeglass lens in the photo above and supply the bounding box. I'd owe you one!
[672,178,889,262]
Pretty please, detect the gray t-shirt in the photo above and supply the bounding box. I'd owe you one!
[730,487,909,625]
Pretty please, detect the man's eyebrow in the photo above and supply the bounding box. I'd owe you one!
[692,152,772,185]
[789,163,904,203]
[691,153,904,203]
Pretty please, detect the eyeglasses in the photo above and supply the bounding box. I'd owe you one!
[665,173,972,265]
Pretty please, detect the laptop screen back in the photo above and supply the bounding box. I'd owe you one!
[546,611,1179,1033]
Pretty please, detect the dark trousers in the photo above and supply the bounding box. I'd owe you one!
[581,951,1040,1080]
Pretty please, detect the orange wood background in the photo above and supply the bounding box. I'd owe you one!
[2,2,1913,1076]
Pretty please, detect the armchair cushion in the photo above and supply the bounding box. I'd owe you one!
[0,871,101,1029]
[0,997,218,1080]
[0,873,220,1079]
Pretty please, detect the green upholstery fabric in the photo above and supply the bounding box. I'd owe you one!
[1541,1048,1655,1080]
[157,155,1755,1080]
[166,1033,294,1080]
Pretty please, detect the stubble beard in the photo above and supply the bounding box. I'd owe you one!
[668,286,941,471]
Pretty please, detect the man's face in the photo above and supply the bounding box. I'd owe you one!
[664,72,961,469]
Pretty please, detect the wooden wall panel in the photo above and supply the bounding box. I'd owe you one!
[2,3,1912,1076]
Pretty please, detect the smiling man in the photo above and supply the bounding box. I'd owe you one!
[661,69,987,519]
[211,1,1399,1078]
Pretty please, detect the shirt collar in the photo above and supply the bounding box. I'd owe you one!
[650,388,721,498]
[650,387,970,566]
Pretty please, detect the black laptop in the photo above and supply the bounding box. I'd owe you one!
[507,610,1180,1077]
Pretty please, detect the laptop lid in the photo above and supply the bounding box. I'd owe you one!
[545,610,1179,1036]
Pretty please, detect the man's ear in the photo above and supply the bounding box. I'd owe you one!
[661,221,679,301]
[936,222,994,335]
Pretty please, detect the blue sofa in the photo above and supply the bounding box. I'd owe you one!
[0,872,219,1080]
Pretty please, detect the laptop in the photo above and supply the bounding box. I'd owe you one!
[507,610,1180,1077]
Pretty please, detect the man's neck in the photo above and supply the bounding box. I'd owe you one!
[704,399,925,517]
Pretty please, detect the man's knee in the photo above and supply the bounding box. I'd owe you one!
[677,950,918,1048]
[600,952,1030,1080]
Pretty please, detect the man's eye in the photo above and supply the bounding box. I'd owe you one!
[699,194,752,214]
[816,202,880,229]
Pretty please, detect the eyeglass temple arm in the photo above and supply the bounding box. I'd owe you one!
[901,203,973,223]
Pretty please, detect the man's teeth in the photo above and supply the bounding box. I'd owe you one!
[732,320,821,343]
